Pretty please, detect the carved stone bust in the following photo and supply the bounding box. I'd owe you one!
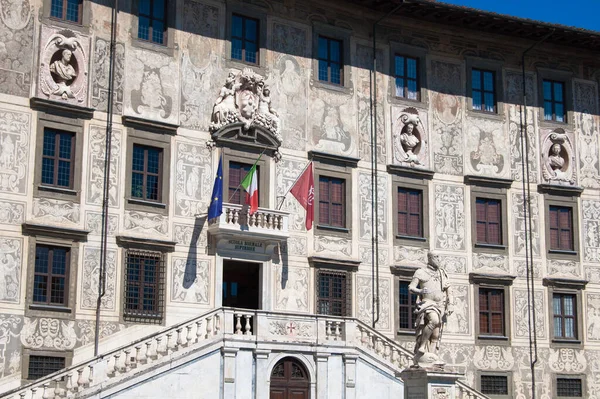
[541,129,576,185]
[393,107,427,167]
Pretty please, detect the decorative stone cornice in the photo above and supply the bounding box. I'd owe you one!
[116,235,177,253]
[538,184,584,197]
[543,277,588,290]
[308,256,360,269]
[122,115,179,135]
[469,272,516,286]
[22,223,89,242]
[464,175,513,189]
[30,97,94,120]
[390,264,421,277]
[308,151,360,168]
[387,164,434,180]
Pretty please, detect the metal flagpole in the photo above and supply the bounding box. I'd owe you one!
[276,160,312,210]
[227,148,267,202]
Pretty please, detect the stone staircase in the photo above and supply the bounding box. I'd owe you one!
[2,308,489,399]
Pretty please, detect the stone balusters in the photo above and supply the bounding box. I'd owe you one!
[325,320,343,341]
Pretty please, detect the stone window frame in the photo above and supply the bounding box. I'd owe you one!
[390,167,432,248]
[544,278,587,348]
[542,189,580,260]
[554,374,586,399]
[391,265,420,339]
[465,56,505,119]
[225,4,268,72]
[34,112,85,202]
[388,42,428,106]
[310,151,358,239]
[124,127,172,215]
[42,0,92,34]
[130,0,177,55]
[116,235,175,326]
[466,176,512,255]
[311,23,353,93]
[22,348,73,380]
[22,223,88,319]
[222,146,271,209]
[537,67,574,128]
[477,371,513,399]
[309,256,359,318]
[471,273,515,345]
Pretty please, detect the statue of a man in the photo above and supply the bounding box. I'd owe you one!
[409,251,453,367]
[50,49,77,83]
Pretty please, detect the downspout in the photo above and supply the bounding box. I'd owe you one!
[95,0,120,357]
[371,2,403,328]
[520,28,554,399]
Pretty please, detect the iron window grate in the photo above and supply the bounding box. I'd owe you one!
[480,375,508,395]
[557,378,582,397]
[124,250,165,324]
[316,269,351,317]
[28,355,65,380]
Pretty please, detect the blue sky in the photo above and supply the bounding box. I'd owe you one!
[440,0,600,32]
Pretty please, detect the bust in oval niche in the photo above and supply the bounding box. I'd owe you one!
[49,48,78,97]
[393,107,426,167]
[542,128,576,185]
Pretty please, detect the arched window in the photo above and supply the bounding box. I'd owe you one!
[270,357,310,399]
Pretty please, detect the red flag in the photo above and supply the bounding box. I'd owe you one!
[290,163,314,230]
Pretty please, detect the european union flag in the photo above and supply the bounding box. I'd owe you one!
[208,155,223,219]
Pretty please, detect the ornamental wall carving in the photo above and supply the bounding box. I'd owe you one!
[541,128,576,185]
[392,106,429,168]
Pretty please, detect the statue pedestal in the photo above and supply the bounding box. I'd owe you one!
[398,367,463,399]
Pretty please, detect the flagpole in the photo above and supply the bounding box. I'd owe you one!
[276,160,312,210]
[227,148,267,202]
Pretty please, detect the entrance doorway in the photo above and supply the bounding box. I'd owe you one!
[269,357,310,399]
[222,260,260,309]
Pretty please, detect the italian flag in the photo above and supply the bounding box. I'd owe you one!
[241,159,259,215]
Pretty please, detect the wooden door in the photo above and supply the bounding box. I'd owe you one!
[269,357,310,399]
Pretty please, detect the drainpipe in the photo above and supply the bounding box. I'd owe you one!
[520,28,553,399]
[371,2,403,328]
[95,0,120,357]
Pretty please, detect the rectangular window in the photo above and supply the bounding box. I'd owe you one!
[33,245,69,307]
[41,128,75,189]
[231,14,259,64]
[124,251,165,323]
[480,375,508,395]
[479,288,505,336]
[549,206,574,251]
[557,378,582,397]
[553,293,577,340]
[476,198,502,245]
[472,69,496,113]
[138,0,167,45]
[543,80,566,122]
[398,281,418,330]
[397,188,422,238]
[28,355,66,380]
[318,176,345,228]
[318,36,343,85]
[50,0,82,23]
[131,144,163,202]
[395,55,419,100]
[228,162,259,206]
[317,269,350,317]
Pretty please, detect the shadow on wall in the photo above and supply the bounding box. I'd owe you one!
[183,215,206,289]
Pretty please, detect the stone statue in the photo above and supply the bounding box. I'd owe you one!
[549,143,565,171]
[542,132,575,185]
[211,72,240,129]
[393,108,423,165]
[49,49,77,99]
[409,251,453,368]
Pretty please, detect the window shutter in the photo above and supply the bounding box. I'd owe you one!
[319,178,330,225]
[331,179,344,227]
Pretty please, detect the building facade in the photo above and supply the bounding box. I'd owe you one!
[0,0,599,398]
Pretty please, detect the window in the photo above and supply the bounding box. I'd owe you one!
[557,378,582,397]
[398,281,418,330]
[316,269,350,316]
[476,198,502,245]
[549,206,573,251]
[33,245,70,307]
[124,250,165,324]
[479,288,505,336]
[553,293,577,339]
[543,80,566,122]
[318,176,345,228]
[228,162,259,206]
[131,144,163,202]
[318,36,343,85]
[41,128,75,189]
[137,0,167,45]
[231,14,259,64]
[480,375,508,395]
[50,0,82,23]
[472,69,496,113]
[397,188,422,238]
[394,55,419,100]
[27,355,66,380]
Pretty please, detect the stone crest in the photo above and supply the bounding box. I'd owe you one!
[38,27,89,105]
[392,107,428,167]
[210,68,281,143]
[541,129,576,185]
